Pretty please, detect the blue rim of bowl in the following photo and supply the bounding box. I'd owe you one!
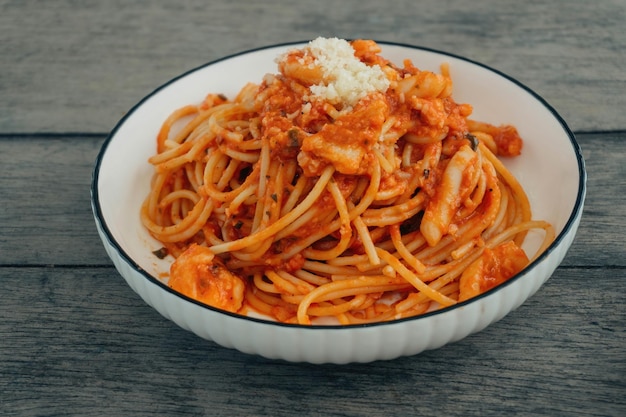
[91,40,587,329]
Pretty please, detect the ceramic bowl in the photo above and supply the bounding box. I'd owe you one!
[91,41,586,364]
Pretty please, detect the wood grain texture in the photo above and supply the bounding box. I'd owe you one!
[0,0,624,134]
[0,266,624,417]
[1,1,624,416]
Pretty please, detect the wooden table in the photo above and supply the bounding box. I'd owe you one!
[1,1,624,416]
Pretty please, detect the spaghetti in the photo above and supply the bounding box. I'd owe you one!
[141,38,554,325]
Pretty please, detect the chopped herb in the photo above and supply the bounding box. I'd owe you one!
[466,133,479,151]
[423,168,430,179]
[288,129,300,147]
[234,220,243,229]
[238,166,252,182]
[270,193,278,202]
[152,247,169,259]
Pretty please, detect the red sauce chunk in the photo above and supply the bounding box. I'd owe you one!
[458,241,529,301]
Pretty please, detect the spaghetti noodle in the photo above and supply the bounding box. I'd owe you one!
[141,38,554,325]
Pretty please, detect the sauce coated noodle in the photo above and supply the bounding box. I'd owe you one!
[141,38,554,325]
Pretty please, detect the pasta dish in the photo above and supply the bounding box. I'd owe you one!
[141,38,554,325]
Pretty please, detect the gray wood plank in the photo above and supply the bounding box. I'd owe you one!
[0,0,624,134]
[1,266,623,417]
[0,135,108,265]
[1,132,621,267]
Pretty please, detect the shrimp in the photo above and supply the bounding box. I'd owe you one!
[420,144,479,246]
[168,244,245,313]
[458,241,529,301]
[298,94,388,176]
[278,50,324,86]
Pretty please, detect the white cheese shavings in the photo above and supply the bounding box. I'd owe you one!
[300,37,390,108]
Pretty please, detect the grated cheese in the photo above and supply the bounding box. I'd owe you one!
[287,37,390,108]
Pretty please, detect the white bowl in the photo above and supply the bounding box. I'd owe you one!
[91,41,586,364]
